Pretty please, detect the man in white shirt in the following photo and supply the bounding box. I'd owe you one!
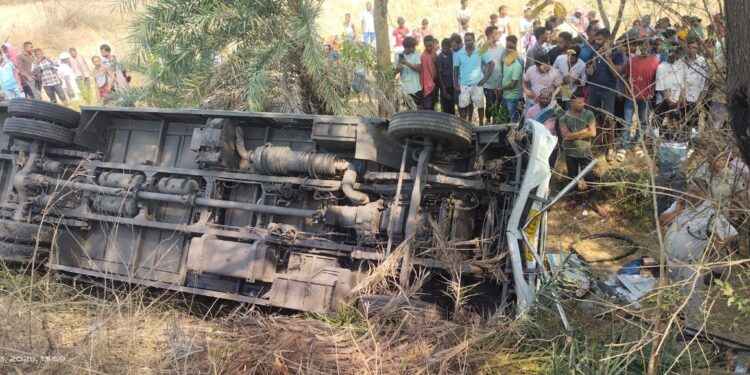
[552,45,586,110]
[456,0,471,31]
[660,182,738,323]
[58,52,79,100]
[654,44,685,126]
[361,2,376,46]
[675,38,708,129]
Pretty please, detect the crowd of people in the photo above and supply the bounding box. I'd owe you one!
[350,2,744,318]
[338,1,731,218]
[0,42,130,103]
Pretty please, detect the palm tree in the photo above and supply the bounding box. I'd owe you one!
[119,0,410,115]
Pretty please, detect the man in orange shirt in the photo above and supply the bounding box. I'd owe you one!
[419,36,437,110]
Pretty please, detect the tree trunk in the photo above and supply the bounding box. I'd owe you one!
[611,0,627,37]
[726,0,750,166]
[596,0,610,30]
[374,0,390,69]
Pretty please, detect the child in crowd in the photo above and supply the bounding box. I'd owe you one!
[91,56,111,98]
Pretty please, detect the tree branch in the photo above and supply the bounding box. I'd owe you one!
[596,0,610,30]
[611,0,628,37]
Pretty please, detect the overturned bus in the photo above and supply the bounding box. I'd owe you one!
[0,99,562,315]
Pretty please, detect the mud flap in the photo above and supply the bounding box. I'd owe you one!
[267,253,357,313]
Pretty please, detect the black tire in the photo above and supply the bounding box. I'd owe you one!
[388,110,474,149]
[8,98,80,129]
[3,117,75,146]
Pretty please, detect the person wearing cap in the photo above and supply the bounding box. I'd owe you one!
[525,88,560,138]
[553,45,586,110]
[559,88,608,217]
[0,53,24,100]
[57,52,79,100]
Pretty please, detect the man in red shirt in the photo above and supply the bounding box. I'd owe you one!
[419,35,437,109]
[619,39,660,160]
[392,17,410,53]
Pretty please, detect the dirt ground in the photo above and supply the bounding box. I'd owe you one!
[546,151,750,348]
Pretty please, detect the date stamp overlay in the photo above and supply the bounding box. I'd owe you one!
[0,355,66,364]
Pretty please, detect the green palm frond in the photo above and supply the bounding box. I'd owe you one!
[125,0,404,115]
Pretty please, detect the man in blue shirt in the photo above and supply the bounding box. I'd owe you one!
[586,28,624,162]
[453,33,494,124]
[0,54,24,100]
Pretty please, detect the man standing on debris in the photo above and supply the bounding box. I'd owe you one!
[559,88,608,216]
[660,181,738,323]
[453,32,494,124]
